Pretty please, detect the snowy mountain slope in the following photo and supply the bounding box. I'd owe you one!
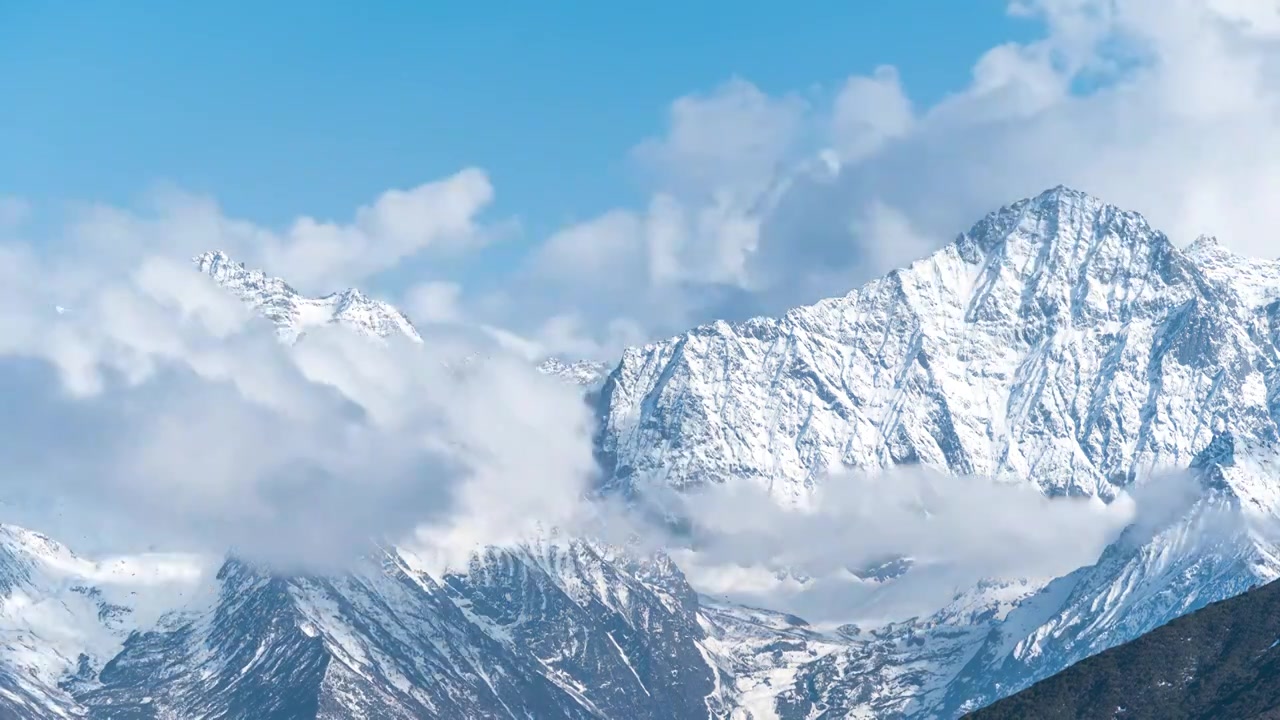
[78,554,597,720]
[698,583,1029,720]
[598,186,1280,501]
[971,564,1280,720]
[936,434,1280,715]
[696,601,848,719]
[1185,234,1280,313]
[0,526,213,718]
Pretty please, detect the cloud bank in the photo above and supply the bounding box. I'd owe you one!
[618,467,1133,623]
[0,243,597,571]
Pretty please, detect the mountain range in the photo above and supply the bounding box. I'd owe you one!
[1,186,1279,718]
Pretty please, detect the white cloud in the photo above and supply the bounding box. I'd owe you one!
[0,239,596,572]
[63,168,497,296]
[532,209,646,285]
[629,467,1236,626]
[635,466,1135,623]
[404,280,465,324]
[830,66,914,162]
[483,0,1280,359]
[825,0,1280,262]
[262,168,496,292]
[632,78,809,201]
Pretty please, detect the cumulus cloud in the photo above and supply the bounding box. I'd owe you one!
[750,0,1280,287]
[61,168,497,296]
[483,0,1280,358]
[830,66,914,162]
[632,78,810,201]
[479,80,816,356]
[260,168,497,292]
[0,239,597,572]
[608,466,1253,625]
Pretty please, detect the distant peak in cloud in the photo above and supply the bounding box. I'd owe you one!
[193,248,423,344]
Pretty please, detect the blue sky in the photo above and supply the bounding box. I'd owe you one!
[1,1,1034,267]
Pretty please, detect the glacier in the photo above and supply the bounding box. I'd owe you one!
[0,186,1278,717]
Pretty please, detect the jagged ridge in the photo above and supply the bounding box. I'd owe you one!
[194,250,424,343]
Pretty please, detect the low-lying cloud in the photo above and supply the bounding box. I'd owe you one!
[620,468,1135,623]
[613,467,1251,625]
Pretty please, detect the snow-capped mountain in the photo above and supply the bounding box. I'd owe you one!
[194,250,424,343]
[591,185,1280,715]
[599,186,1280,502]
[195,251,614,393]
[2,187,1279,718]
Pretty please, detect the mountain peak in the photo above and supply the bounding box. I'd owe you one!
[194,249,232,266]
[1028,184,1104,208]
[1184,233,1280,310]
[1016,184,1146,232]
[191,252,618,389]
[194,249,252,280]
[995,185,1114,227]
[536,357,611,387]
[192,251,422,343]
[601,186,1278,501]
[955,185,1166,266]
